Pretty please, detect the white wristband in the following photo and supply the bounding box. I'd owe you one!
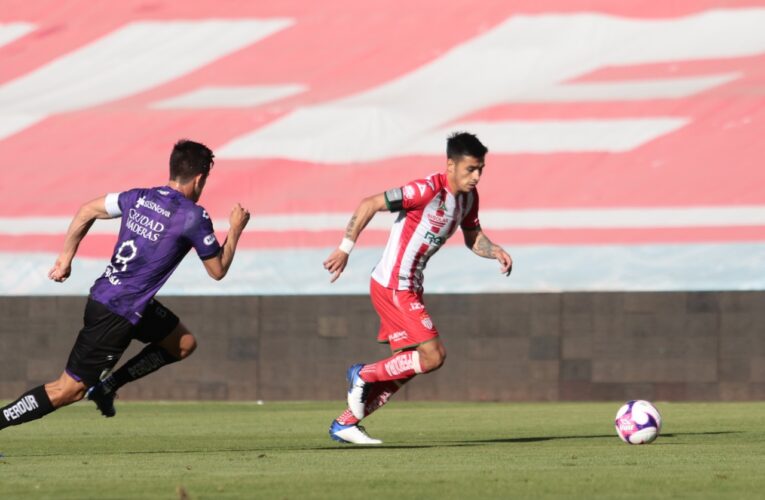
[339,237,355,254]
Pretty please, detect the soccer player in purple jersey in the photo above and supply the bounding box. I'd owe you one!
[0,140,250,430]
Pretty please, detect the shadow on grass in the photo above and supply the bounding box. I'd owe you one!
[311,443,480,450]
[5,431,742,457]
[311,430,743,450]
[472,430,742,444]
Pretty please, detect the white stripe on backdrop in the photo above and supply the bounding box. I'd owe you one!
[2,242,765,295]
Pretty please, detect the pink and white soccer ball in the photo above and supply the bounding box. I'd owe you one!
[614,400,662,444]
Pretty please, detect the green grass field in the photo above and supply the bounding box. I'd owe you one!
[1,401,764,499]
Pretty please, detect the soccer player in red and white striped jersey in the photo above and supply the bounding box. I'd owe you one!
[323,132,512,444]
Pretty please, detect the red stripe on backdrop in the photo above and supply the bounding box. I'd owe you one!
[4,139,764,218]
[6,226,765,258]
[3,49,764,217]
[1,0,764,242]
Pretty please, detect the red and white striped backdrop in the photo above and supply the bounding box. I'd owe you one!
[1,1,764,294]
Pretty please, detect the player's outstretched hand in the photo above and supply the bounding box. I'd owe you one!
[496,248,513,276]
[230,203,250,232]
[323,248,349,283]
[48,257,72,283]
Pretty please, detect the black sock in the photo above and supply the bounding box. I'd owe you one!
[0,385,55,430]
[99,345,179,395]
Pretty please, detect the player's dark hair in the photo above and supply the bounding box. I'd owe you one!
[169,139,214,183]
[446,131,488,162]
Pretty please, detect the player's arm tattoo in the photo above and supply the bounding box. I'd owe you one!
[340,194,386,245]
[471,231,500,259]
[344,215,358,240]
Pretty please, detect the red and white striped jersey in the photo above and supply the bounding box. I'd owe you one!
[371,172,480,292]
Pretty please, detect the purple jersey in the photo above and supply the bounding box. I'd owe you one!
[90,186,221,324]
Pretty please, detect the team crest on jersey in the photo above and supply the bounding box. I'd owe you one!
[403,185,415,199]
[420,313,433,330]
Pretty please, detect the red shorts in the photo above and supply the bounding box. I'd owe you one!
[370,278,438,351]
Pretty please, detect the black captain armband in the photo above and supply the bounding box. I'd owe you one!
[384,187,404,211]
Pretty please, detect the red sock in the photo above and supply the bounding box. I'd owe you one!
[336,377,413,425]
[364,378,411,417]
[336,408,360,426]
[359,351,423,383]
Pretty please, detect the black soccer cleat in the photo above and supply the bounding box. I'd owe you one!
[86,384,116,418]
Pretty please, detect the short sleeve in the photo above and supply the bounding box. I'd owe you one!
[187,207,221,260]
[115,189,140,216]
[385,178,436,212]
[460,190,481,230]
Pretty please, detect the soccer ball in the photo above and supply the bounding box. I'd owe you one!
[614,400,662,444]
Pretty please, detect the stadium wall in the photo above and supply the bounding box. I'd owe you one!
[1,292,763,402]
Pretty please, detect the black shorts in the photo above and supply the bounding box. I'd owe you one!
[66,298,180,387]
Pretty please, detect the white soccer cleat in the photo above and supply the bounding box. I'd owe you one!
[329,420,383,445]
[346,363,369,420]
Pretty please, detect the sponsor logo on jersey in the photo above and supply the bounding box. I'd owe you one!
[104,265,119,285]
[105,239,138,285]
[3,395,39,422]
[127,209,165,241]
[204,234,216,246]
[409,301,424,311]
[135,196,171,218]
[424,231,445,246]
[427,213,448,227]
[403,185,415,200]
[114,240,138,269]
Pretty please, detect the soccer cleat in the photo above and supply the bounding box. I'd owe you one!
[86,384,116,418]
[329,419,382,445]
[346,363,370,420]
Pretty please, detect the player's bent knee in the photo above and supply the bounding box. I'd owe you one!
[159,324,197,359]
[420,356,444,373]
[433,345,447,370]
[417,345,446,373]
[176,333,197,359]
[182,335,198,359]
[64,386,87,405]
[45,376,87,408]
[430,351,446,371]
[49,390,85,408]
